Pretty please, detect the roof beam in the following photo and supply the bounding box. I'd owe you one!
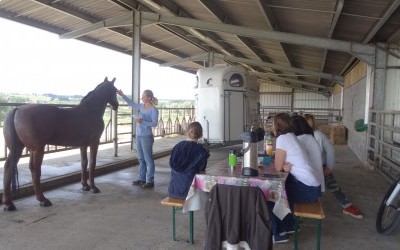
[137,0,257,72]
[160,53,209,67]
[214,53,343,82]
[31,0,98,22]
[256,0,294,67]
[25,1,202,71]
[340,0,400,74]
[198,0,269,73]
[137,0,233,58]
[363,0,400,43]
[257,78,331,96]
[160,52,344,82]
[319,0,344,85]
[60,12,133,39]
[141,11,376,64]
[251,72,331,90]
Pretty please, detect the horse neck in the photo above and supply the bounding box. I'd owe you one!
[79,96,108,117]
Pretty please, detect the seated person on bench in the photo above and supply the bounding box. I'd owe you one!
[304,114,363,219]
[168,122,210,199]
[270,113,323,244]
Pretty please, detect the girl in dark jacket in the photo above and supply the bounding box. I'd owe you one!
[168,122,209,199]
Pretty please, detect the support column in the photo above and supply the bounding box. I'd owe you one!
[131,10,142,150]
[372,44,387,111]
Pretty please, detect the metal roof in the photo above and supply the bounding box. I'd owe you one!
[1,0,399,95]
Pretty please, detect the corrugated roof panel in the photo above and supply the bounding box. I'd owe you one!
[267,0,337,36]
[215,0,269,29]
[324,51,353,75]
[0,0,398,94]
[284,45,324,70]
[176,0,220,22]
[255,40,294,66]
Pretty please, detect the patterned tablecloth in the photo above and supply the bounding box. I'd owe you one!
[183,161,291,219]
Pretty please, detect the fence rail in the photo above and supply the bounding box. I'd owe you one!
[1,102,341,161]
[367,110,400,182]
[259,106,342,128]
[0,103,195,161]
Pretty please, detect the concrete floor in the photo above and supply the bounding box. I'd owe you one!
[0,135,399,250]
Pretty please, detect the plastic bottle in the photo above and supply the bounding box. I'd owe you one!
[257,128,266,155]
[265,132,273,156]
[228,149,237,168]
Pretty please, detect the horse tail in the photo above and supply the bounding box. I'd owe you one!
[5,108,20,193]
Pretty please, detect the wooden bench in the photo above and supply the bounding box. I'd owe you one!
[160,197,194,244]
[293,200,326,250]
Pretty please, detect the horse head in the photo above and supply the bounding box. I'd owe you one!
[103,77,119,111]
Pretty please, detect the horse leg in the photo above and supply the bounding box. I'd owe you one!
[29,149,52,207]
[80,146,90,191]
[89,144,100,193]
[2,146,23,211]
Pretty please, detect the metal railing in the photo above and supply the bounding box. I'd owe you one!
[367,110,400,182]
[259,106,342,128]
[1,102,341,161]
[0,103,195,161]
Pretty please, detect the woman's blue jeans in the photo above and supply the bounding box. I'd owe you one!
[136,135,155,183]
[269,174,321,237]
[325,173,350,208]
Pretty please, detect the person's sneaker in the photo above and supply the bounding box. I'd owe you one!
[343,204,363,219]
[273,234,289,244]
[142,182,154,189]
[132,180,145,186]
[279,228,296,236]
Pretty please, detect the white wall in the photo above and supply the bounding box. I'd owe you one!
[385,54,400,110]
[342,77,368,162]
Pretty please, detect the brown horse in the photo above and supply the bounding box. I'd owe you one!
[2,77,119,211]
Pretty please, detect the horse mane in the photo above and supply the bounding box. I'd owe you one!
[80,90,94,104]
[78,80,117,112]
[79,81,108,105]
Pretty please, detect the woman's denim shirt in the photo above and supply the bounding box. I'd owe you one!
[121,94,158,136]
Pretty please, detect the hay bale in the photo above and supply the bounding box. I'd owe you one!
[317,124,347,145]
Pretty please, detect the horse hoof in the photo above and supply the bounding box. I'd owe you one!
[39,199,52,207]
[82,186,90,191]
[3,204,17,211]
[91,187,101,193]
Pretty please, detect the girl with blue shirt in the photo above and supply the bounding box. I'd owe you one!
[117,89,159,189]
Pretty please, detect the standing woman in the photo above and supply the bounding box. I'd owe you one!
[117,89,159,189]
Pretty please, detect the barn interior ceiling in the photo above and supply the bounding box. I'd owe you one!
[1,0,400,96]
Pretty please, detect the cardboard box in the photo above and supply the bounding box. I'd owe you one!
[318,124,347,145]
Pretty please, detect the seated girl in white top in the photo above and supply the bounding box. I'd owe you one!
[273,113,322,199]
[290,115,325,192]
[269,112,322,244]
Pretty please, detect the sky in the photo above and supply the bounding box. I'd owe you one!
[0,17,196,100]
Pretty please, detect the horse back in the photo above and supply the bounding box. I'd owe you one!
[14,104,105,149]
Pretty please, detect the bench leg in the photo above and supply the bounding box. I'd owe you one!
[315,219,321,250]
[294,217,322,250]
[172,207,178,241]
[171,207,194,244]
[294,216,300,250]
[189,211,194,244]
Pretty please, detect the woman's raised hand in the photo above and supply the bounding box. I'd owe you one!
[116,89,124,96]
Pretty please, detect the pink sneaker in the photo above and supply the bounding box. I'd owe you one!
[343,204,363,219]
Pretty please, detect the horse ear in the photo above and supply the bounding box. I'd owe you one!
[111,77,116,84]
[104,77,108,82]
